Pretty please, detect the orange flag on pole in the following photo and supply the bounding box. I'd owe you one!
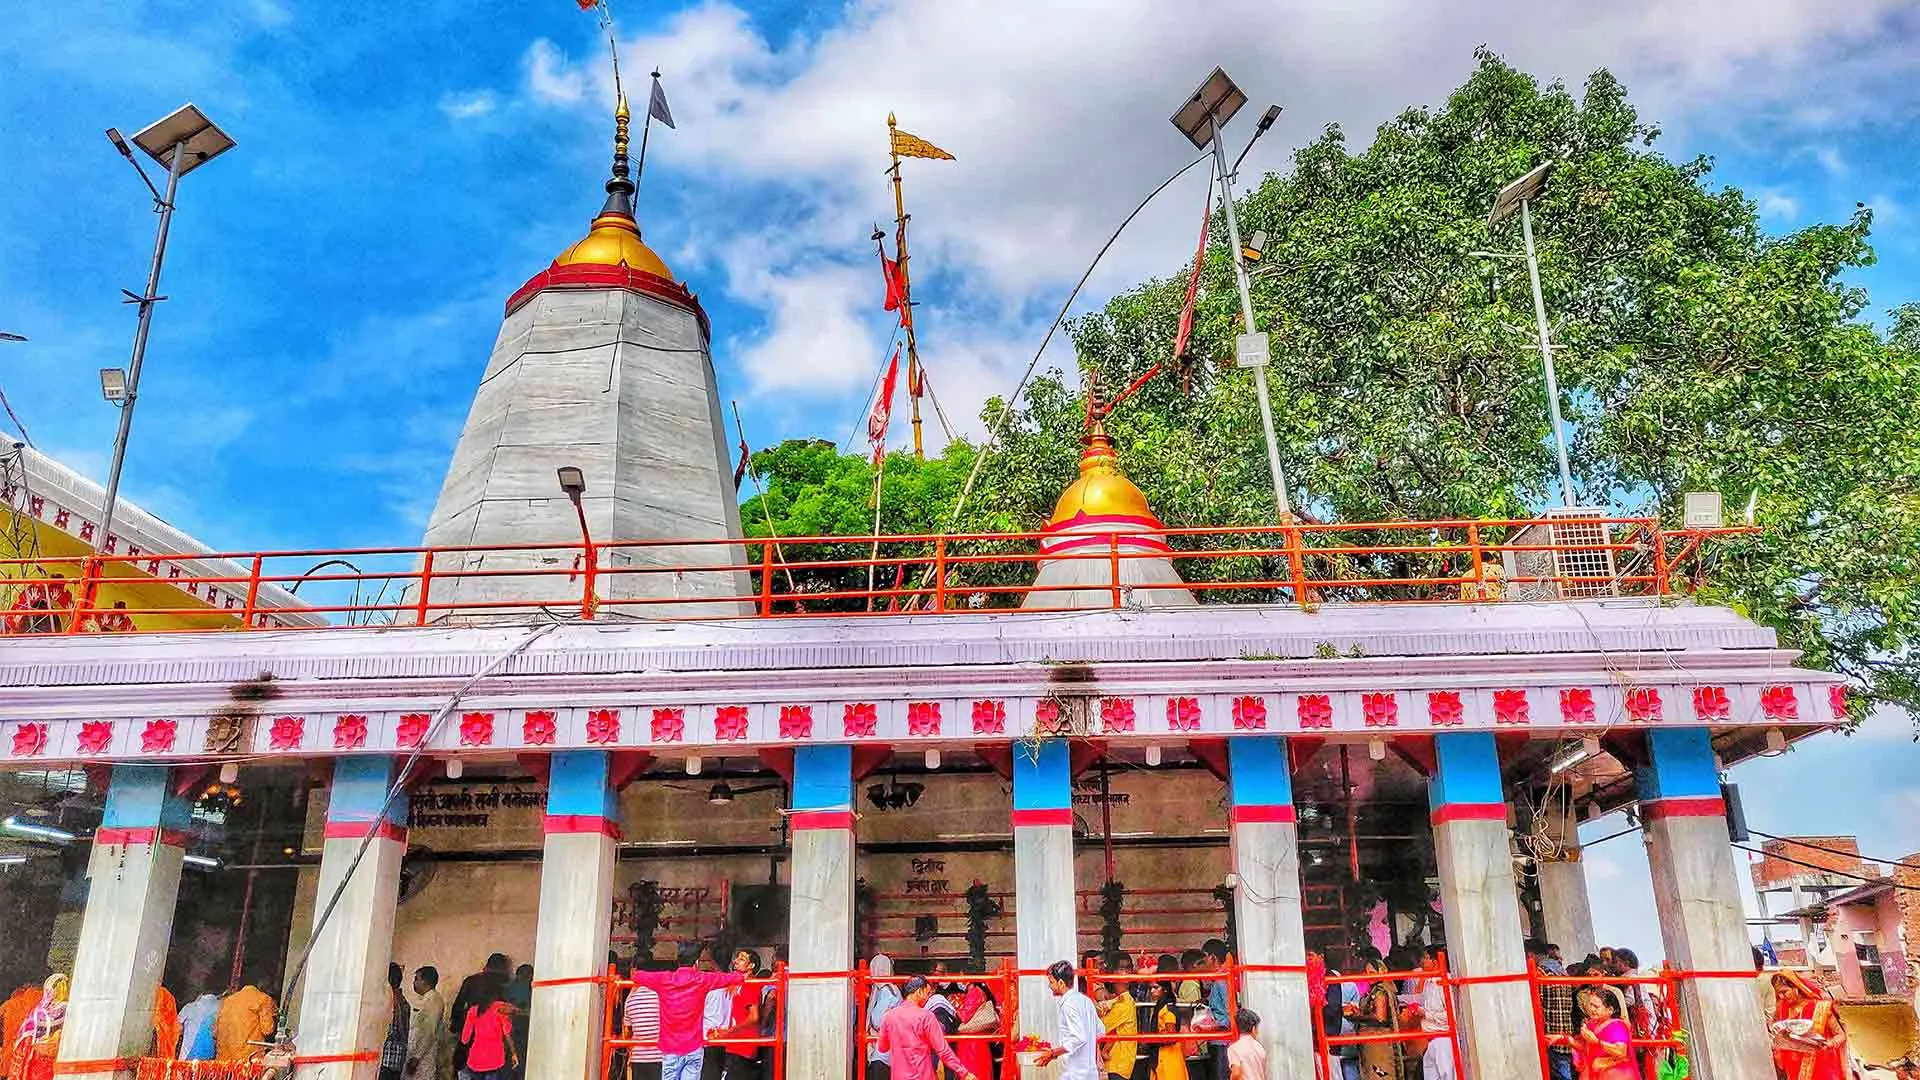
[867,348,901,465]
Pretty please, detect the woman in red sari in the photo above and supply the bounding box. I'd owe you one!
[1549,986,1639,1080]
[1770,972,1849,1080]
[951,983,999,1080]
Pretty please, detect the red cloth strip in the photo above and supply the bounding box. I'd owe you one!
[94,827,190,848]
[543,814,620,839]
[1429,804,1506,825]
[323,820,408,844]
[52,1058,142,1074]
[1445,972,1529,986]
[788,810,855,831]
[1229,805,1297,825]
[1640,796,1726,820]
[290,1053,379,1065]
[532,974,607,988]
[1011,808,1073,828]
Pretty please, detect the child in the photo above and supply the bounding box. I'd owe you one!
[1225,1010,1264,1080]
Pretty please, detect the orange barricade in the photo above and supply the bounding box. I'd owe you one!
[1310,964,1463,1080]
[853,961,1018,1080]
[1075,963,1241,1073]
[1527,964,1683,1079]
[600,963,787,1080]
[132,1060,273,1080]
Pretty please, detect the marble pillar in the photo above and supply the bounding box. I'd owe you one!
[1429,733,1542,1080]
[295,758,409,1080]
[1226,737,1313,1080]
[1012,741,1076,1079]
[784,746,855,1080]
[1638,728,1770,1080]
[58,767,191,1080]
[527,752,621,1080]
[1534,801,1597,962]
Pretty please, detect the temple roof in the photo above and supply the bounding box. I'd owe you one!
[1044,419,1163,531]
[550,94,673,281]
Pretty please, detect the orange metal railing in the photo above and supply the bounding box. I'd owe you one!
[0,517,1755,637]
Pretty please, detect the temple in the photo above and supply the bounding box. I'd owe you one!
[0,96,1841,1080]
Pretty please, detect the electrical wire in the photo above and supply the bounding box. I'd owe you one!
[1746,829,1920,872]
[0,386,33,447]
[1731,843,1920,891]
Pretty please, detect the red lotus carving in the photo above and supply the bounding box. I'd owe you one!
[778,705,813,740]
[650,708,685,743]
[1493,689,1530,725]
[1559,688,1596,725]
[396,712,432,748]
[1361,693,1398,728]
[77,721,113,755]
[334,714,369,750]
[268,715,305,751]
[1829,685,1848,720]
[1166,697,1202,732]
[971,700,1006,735]
[586,708,622,744]
[522,710,558,746]
[458,711,494,747]
[140,719,178,754]
[1099,698,1136,733]
[1692,686,1731,721]
[1624,688,1662,723]
[906,702,941,737]
[714,706,750,741]
[1760,686,1798,721]
[1427,691,1464,727]
[10,723,48,758]
[1231,695,1267,731]
[1296,694,1334,730]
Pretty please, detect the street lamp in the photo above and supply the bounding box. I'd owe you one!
[98,104,235,550]
[1487,161,1577,508]
[557,466,595,618]
[1172,67,1293,520]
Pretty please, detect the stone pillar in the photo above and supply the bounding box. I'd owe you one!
[527,752,621,1080]
[58,766,191,1080]
[1226,737,1313,1080]
[1012,740,1075,1077]
[784,746,855,1080]
[1534,801,1597,961]
[1429,733,1542,1080]
[295,758,409,1080]
[1638,728,1770,1080]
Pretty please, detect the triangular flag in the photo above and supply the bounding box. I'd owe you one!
[868,348,901,464]
[880,253,904,312]
[648,75,676,130]
[890,128,953,161]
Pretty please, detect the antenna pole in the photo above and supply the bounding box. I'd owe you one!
[887,113,926,459]
[634,72,657,204]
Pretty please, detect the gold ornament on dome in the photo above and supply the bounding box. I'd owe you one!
[1045,420,1162,529]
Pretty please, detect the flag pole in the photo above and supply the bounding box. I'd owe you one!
[886,112,926,460]
[867,449,886,611]
[635,70,660,204]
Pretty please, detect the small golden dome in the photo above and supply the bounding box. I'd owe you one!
[1045,420,1163,529]
[553,211,673,279]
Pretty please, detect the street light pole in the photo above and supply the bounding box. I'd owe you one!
[1519,198,1577,507]
[1206,114,1293,520]
[98,140,187,548]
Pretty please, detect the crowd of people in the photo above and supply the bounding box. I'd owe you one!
[614,941,783,1080]
[1,973,279,1080]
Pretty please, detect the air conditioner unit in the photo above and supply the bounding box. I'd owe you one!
[1500,507,1618,601]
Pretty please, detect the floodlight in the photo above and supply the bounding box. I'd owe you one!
[100,368,129,402]
[1489,161,1554,229]
[131,104,236,177]
[1170,67,1248,149]
[556,466,587,499]
[1683,491,1724,529]
[105,127,134,159]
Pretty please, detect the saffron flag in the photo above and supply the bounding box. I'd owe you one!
[1171,181,1213,362]
[890,128,954,161]
[732,435,750,489]
[575,0,599,9]
[868,348,900,464]
[906,359,924,398]
[880,253,904,312]
[648,75,676,130]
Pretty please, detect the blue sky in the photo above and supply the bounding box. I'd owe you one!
[1,1,1916,954]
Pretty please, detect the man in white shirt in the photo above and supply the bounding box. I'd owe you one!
[1039,961,1103,1080]
[698,946,735,1080]
[405,967,448,1080]
[1413,948,1453,1080]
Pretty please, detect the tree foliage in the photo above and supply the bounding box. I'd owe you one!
[749,51,1920,714]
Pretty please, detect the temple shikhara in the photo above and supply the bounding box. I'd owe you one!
[0,81,1844,1080]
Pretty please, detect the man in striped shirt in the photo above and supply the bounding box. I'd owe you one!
[624,963,666,1080]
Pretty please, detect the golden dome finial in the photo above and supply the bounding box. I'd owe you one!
[549,88,672,279]
[1043,418,1161,530]
[616,93,630,122]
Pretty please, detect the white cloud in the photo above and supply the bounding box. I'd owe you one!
[439,90,497,121]
[1815,146,1849,175]
[1756,188,1799,221]
[519,0,1920,435]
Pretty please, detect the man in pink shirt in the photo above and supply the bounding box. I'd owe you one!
[876,976,975,1080]
[629,946,747,1080]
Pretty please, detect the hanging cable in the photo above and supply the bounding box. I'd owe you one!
[1745,830,1920,871]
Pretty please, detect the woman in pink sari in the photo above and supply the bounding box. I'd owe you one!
[1549,986,1639,1080]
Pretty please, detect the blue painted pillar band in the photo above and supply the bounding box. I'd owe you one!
[1636,727,1726,819]
[97,766,192,847]
[546,750,620,837]
[1429,732,1508,824]
[1228,736,1296,823]
[791,745,854,830]
[1011,741,1072,827]
[325,757,409,843]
